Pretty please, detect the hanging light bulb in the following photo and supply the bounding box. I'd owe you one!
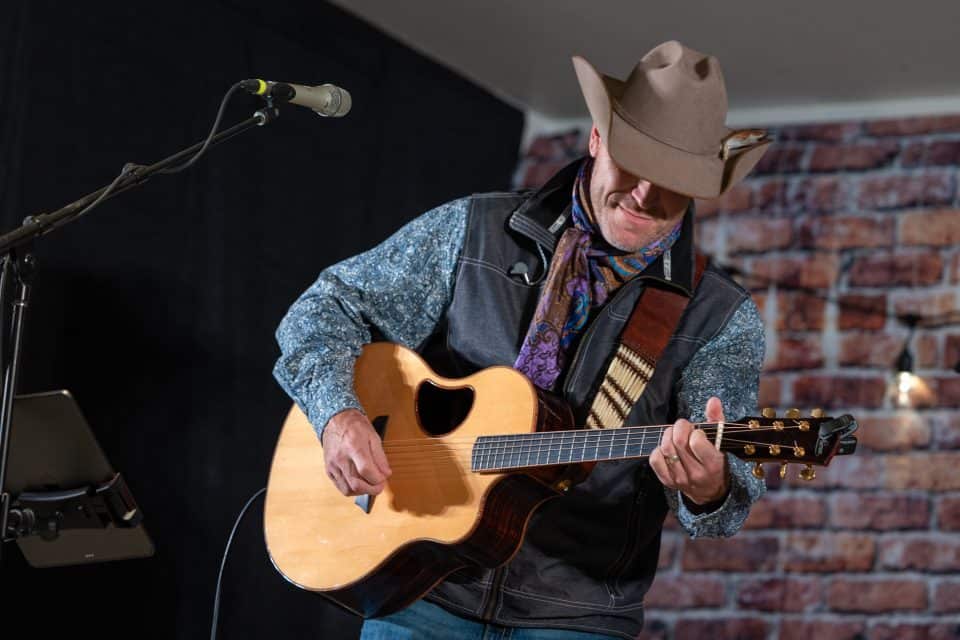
[895,346,916,406]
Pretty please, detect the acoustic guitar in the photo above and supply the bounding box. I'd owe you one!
[264,342,858,617]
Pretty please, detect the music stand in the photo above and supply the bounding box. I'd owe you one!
[2,390,154,567]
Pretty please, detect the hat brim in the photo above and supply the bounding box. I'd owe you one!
[572,56,770,200]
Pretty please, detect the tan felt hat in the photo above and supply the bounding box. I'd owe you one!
[573,40,771,199]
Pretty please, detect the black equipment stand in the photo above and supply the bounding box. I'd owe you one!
[0,98,281,560]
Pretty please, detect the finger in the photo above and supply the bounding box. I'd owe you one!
[648,448,677,489]
[353,447,387,486]
[690,428,723,468]
[345,460,385,496]
[369,437,392,478]
[327,467,350,496]
[670,420,701,470]
[659,427,689,488]
[705,396,725,423]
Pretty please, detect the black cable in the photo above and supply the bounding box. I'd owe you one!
[161,82,244,175]
[210,487,267,640]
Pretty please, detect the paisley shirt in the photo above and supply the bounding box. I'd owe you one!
[273,197,766,538]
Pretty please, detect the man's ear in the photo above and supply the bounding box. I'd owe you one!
[588,126,600,158]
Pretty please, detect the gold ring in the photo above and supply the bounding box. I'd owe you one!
[668,454,680,464]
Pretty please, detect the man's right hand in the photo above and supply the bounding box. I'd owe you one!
[321,408,392,496]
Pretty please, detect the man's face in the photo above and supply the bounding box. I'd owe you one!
[587,127,691,252]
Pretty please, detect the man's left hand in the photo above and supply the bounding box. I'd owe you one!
[649,396,729,506]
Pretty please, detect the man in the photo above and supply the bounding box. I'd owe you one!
[274,40,771,639]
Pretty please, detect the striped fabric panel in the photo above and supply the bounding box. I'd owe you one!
[585,345,655,429]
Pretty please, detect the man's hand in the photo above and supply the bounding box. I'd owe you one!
[322,409,392,496]
[649,396,729,506]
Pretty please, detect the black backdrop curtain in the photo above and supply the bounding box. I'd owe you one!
[0,1,523,637]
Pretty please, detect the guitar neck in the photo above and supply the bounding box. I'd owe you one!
[471,424,722,472]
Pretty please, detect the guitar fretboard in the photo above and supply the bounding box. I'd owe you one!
[470,425,720,472]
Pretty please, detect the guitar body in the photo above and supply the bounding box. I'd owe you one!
[264,343,579,617]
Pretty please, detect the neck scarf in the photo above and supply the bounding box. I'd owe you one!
[513,158,682,391]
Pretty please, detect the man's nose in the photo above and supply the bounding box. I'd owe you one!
[631,181,659,206]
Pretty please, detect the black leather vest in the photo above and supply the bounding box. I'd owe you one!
[419,160,750,638]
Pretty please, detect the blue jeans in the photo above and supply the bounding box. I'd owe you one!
[360,599,621,640]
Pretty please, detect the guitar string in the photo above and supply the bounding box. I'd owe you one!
[378,423,812,449]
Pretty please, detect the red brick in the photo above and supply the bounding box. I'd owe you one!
[946,335,960,371]
[792,375,887,409]
[727,218,793,253]
[916,333,939,368]
[868,623,960,640]
[746,254,839,290]
[901,209,960,246]
[887,453,960,490]
[643,574,726,609]
[839,332,906,368]
[866,115,960,136]
[827,578,927,612]
[743,493,826,529]
[838,294,887,330]
[934,376,960,408]
[777,292,826,331]
[787,176,850,214]
[779,620,866,640]
[892,289,957,317]
[809,141,899,172]
[755,179,787,214]
[783,533,875,572]
[780,122,861,141]
[938,495,960,530]
[829,492,929,529]
[658,534,677,569]
[682,536,779,571]
[694,197,720,218]
[953,253,960,284]
[930,412,960,448]
[902,140,960,166]
[855,414,931,451]
[754,145,805,174]
[789,453,885,490]
[757,375,781,408]
[798,216,894,250]
[736,577,820,612]
[694,218,723,255]
[848,252,944,286]
[857,172,956,210]
[934,580,960,613]
[767,336,824,371]
[881,535,960,571]
[674,619,768,640]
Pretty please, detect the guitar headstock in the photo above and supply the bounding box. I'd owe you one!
[718,408,859,481]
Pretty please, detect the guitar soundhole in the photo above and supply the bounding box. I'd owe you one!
[415,381,474,436]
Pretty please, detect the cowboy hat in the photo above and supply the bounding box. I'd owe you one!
[572,40,771,199]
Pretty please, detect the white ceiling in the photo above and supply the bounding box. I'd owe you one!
[331,0,960,130]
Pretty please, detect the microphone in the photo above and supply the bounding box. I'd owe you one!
[240,79,352,117]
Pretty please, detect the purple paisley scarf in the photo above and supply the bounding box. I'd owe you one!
[513,158,682,391]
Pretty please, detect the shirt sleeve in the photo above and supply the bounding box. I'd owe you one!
[273,197,469,441]
[664,295,767,538]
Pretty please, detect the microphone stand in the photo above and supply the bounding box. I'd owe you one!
[0,101,281,559]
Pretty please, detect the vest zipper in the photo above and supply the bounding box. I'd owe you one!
[605,469,649,601]
[481,566,507,621]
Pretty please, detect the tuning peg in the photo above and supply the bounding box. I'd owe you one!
[762,408,776,419]
[744,444,756,455]
[752,462,766,479]
[769,444,781,456]
[811,408,824,418]
[779,462,788,479]
[786,408,801,419]
[799,464,816,481]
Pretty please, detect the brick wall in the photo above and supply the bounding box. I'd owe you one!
[516,115,960,639]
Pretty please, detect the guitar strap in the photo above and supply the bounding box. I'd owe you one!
[585,252,709,429]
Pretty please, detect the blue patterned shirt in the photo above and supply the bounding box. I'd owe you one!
[274,197,766,538]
